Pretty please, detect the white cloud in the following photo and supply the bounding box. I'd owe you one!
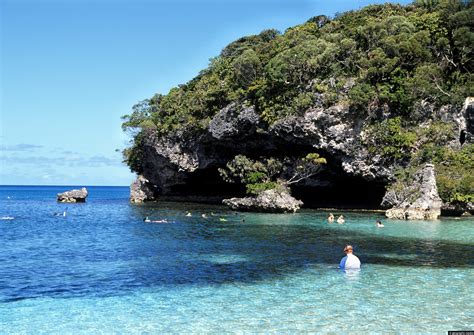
[0,143,43,151]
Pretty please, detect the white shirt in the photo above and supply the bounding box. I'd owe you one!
[339,253,361,269]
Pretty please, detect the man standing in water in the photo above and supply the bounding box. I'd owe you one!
[339,245,361,269]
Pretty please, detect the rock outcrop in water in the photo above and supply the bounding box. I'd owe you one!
[57,187,88,203]
[383,164,442,220]
[130,175,156,203]
[223,188,303,213]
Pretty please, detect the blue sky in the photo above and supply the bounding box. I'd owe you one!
[1,0,411,186]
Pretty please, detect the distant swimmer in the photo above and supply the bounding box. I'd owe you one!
[376,220,384,228]
[144,216,168,223]
[219,218,227,222]
[0,216,14,220]
[328,213,335,223]
[185,212,192,217]
[202,214,207,218]
[339,245,361,270]
[54,208,67,217]
[337,215,345,224]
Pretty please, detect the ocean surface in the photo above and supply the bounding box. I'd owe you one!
[0,185,473,333]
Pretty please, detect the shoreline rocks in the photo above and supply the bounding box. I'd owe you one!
[57,187,88,203]
[223,188,303,213]
[384,164,442,220]
[441,202,474,217]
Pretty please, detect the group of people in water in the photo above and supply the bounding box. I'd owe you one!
[326,213,386,269]
[327,213,385,228]
[327,213,345,224]
[144,211,245,224]
[142,210,377,270]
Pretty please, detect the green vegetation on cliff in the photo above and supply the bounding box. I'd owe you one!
[123,0,472,135]
[123,0,473,206]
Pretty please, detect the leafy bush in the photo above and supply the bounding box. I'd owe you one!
[432,144,474,205]
[219,153,326,195]
[364,117,417,160]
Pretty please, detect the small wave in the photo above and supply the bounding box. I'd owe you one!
[1,216,14,220]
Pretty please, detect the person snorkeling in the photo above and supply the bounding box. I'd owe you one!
[144,216,168,223]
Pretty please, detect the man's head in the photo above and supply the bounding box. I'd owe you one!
[344,245,353,254]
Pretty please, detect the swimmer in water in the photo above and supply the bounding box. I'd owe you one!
[202,214,207,218]
[337,215,345,224]
[185,212,192,217]
[144,216,168,223]
[328,213,335,223]
[219,218,227,222]
[54,208,67,217]
[376,220,384,228]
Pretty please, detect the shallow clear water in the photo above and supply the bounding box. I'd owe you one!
[1,185,473,333]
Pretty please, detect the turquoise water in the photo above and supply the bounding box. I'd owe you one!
[1,186,473,333]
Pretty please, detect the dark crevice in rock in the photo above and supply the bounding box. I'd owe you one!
[460,129,466,145]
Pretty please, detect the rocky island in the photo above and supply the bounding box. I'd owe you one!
[122,2,473,218]
[57,187,88,203]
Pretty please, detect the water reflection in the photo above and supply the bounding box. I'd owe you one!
[343,269,361,281]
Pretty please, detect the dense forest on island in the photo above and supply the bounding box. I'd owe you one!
[122,0,473,209]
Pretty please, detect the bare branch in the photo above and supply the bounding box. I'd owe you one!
[443,54,457,68]
[434,81,451,97]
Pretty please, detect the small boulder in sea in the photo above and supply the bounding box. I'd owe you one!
[223,188,303,213]
[57,187,88,203]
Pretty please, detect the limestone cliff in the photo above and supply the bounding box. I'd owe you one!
[128,98,473,217]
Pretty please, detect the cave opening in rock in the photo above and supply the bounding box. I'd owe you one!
[168,168,247,202]
[291,177,386,209]
[167,166,386,209]
[162,137,387,208]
